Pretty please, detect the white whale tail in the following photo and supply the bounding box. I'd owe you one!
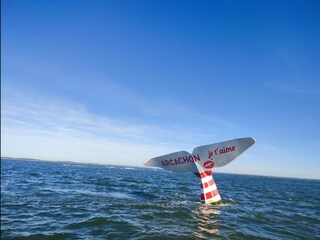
[143,137,255,204]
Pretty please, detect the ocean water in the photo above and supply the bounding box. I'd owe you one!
[1,159,319,240]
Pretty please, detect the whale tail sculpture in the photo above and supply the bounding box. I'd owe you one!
[144,137,255,204]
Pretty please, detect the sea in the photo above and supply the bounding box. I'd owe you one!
[1,158,319,240]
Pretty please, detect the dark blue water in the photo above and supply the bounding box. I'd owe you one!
[1,159,320,239]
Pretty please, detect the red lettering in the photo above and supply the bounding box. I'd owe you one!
[226,147,232,152]
[218,146,236,155]
[162,154,204,166]
[183,156,189,163]
[193,154,200,162]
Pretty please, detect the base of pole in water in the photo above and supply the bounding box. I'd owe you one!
[194,171,222,204]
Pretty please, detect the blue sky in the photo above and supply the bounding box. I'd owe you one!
[2,0,320,179]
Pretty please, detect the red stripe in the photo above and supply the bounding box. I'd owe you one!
[202,173,207,178]
[208,179,214,186]
[201,179,214,189]
[202,171,212,178]
[205,189,220,200]
[205,191,213,199]
[194,171,212,178]
[211,189,219,197]
[201,180,214,189]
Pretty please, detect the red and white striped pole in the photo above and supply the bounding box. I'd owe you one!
[194,170,221,204]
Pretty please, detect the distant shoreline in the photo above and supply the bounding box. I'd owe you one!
[2,157,319,181]
[1,156,146,170]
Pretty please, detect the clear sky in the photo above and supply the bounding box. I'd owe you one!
[2,0,320,179]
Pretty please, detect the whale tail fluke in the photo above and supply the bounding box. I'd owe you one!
[143,137,255,204]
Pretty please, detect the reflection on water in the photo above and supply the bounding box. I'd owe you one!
[193,204,221,239]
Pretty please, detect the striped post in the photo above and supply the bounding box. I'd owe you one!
[194,170,221,204]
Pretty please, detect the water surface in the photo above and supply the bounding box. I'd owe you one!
[1,159,319,239]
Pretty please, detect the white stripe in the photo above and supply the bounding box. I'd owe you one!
[205,194,221,204]
[202,184,217,194]
[201,176,212,183]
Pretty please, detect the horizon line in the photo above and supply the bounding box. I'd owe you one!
[2,156,319,181]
